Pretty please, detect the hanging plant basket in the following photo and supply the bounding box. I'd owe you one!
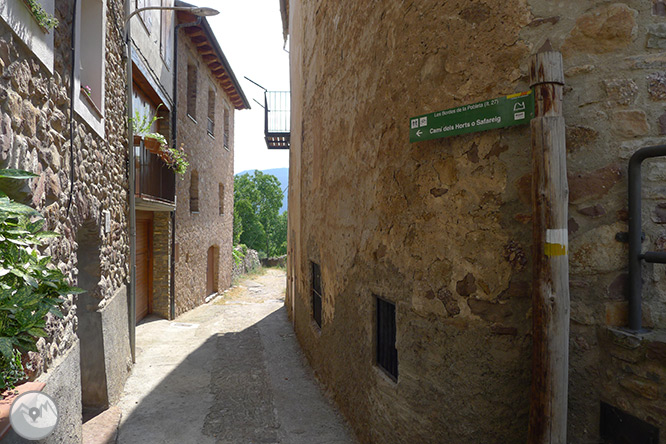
[143,136,164,154]
[157,149,173,164]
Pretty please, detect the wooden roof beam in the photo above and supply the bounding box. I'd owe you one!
[183,27,205,37]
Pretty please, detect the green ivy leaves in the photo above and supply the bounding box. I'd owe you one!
[23,0,59,31]
[0,169,83,392]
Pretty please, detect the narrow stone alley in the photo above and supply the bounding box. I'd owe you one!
[115,269,356,444]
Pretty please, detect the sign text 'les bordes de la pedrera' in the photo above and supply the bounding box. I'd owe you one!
[409,91,535,143]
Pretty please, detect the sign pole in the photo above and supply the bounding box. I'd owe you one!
[527,41,569,444]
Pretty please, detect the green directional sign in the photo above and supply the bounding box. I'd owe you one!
[409,90,535,143]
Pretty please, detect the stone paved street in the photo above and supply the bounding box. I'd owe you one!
[116,269,356,444]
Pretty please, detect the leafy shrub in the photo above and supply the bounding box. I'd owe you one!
[0,169,83,394]
[0,349,26,393]
[232,248,245,266]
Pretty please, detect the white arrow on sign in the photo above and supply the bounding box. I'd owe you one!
[416,130,423,137]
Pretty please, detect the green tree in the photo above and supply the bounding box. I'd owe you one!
[268,211,287,257]
[233,171,285,256]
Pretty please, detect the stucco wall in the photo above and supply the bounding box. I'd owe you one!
[173,29,234,316]
[0,0,130,432]
[287,1,666,443]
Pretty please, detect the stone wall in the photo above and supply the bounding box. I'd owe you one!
[261,255,286,268]
[287,1,666,443]
[173,28,235,316]
[0,0,130,435]
[232,246,260,279]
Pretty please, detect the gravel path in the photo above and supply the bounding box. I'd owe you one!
[116,268,356,444]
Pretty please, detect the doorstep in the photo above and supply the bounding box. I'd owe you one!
[82,406,122,444]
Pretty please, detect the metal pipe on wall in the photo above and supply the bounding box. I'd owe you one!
[627,144,666,332]
[125,0,137,363]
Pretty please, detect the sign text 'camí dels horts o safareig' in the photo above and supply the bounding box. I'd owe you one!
[409,91,535,143]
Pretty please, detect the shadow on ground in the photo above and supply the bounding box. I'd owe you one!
[117,306,356,444]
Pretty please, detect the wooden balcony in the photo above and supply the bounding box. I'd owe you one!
[134,136,175,206]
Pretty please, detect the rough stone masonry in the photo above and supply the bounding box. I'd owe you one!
[285,1,666,443]
[0,0,130,441]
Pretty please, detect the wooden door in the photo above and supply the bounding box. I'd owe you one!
[136,211,153,322]
[206,246,216,297]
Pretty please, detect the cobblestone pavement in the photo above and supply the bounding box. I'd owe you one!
[116,268,357,444]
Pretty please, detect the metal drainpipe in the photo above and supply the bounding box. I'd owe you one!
[169,17,202,319]
[66,0,77,218]
[628,144,666,332]
[125,0,137,363]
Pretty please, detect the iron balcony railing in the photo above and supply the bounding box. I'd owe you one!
[134,138,175,205]
[265,91,290,149]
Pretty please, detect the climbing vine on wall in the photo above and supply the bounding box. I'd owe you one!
[22,0,59,31]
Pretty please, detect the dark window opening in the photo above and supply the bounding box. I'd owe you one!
[207,88,215,136]
[223,107,229,149]
[218,183,224,215]
[187,64,197,119]
[311,262,322,328]
[190,170,199,213]
[376,296,398,380]
[600,402,659,444]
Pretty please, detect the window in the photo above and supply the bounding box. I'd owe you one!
[207,88,215,136]
[376,296,398,380]
[600,402,659,443]
[187,64,197,120]
[218,183,224,215]
[136,0,153,33]
[190,170,199,213]
[74,0,106,136]
[223,107,230,149]
[160,0,174,67]
[0,0,55,72]
[311,262,322,328]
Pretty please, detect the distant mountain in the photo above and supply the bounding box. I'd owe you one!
[236,168,289,213]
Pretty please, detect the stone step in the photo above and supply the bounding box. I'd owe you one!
[82,406,122,444]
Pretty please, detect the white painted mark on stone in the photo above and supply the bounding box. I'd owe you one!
[546,228,568,245]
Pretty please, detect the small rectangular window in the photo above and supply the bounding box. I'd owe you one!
[207,88,215,136]
[190,170,199,213]
[600,402,659,443]
[218,183,224,215]
[376,296,398,380]
[311,262,322,328]
[187,64,197,119]
[223,107,230,149]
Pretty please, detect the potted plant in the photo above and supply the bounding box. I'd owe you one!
[130,110,189,178]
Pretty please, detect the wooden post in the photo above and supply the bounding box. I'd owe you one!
[528,41,569,444]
